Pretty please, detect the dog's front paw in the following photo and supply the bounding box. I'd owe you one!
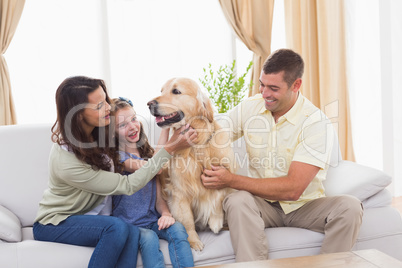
[189,239,204,251]
[208,215,223,233]
[188,230,204,251]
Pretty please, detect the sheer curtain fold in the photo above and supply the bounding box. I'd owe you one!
[218,0,274,96]
[0,0,25,125]
[284,0,355,161]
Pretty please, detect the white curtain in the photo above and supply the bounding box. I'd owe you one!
[345,0,402,196]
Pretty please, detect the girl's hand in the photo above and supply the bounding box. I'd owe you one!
[158,214,175,230]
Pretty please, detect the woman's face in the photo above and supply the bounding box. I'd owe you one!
[115,107,141,146]
[81,86,111,135]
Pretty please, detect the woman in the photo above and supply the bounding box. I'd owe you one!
[33,76,196,268]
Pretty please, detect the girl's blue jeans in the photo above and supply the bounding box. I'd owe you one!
[33,215,140,268]
[139,221,194,268]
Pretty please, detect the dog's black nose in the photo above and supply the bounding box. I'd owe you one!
[147,100,159,116]
[147,100,157,107]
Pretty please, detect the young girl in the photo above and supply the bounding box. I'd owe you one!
[33,76,196,268]
[112,97,194,268]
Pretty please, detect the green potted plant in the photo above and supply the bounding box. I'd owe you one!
[199,60,253,113]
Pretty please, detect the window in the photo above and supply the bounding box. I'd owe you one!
[7,0,233,124]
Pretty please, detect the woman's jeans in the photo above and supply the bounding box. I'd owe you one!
[139,222,194,268]
[33,215,140,268]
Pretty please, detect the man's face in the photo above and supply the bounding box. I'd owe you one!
[259,70,300,120]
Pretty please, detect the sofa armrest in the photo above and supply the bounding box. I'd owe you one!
[0,205,22,242]
[323,160,392,201]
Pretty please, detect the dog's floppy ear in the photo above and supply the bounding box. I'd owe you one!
[197,90,214,123]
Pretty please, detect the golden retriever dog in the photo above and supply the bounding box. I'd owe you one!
[147,77,235,250]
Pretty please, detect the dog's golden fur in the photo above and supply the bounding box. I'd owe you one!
[148,77,235,250]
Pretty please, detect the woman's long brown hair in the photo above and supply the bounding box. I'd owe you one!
[51,76,118,171]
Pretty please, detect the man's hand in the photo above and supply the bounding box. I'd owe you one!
[158,214,175,230]
[201,165,233,189]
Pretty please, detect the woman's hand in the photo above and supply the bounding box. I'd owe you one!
[164,124,197,155]
[158,214,175,230]
[154,128,170,153]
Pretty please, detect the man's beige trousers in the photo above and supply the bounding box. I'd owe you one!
[223,190,363,262]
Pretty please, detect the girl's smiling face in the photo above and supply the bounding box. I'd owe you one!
[115,107,141,147]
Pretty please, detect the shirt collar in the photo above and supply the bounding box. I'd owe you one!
[258,102,266,114]
[282,92,304,125]
[258,92,304,125]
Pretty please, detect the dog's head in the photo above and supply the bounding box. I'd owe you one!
[147,77,214,129]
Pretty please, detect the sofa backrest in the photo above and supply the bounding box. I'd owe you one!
[0,124,53,227]
[0,119,344,228]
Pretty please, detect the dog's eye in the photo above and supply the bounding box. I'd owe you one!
[172,88,181,95]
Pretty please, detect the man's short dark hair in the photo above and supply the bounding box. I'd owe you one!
[262,49,304,87]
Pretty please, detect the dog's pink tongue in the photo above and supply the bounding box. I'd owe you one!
[155,116,164,123]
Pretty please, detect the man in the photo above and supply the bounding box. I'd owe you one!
[201,49,363,262]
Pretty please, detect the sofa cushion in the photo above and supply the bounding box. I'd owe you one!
[362,189,392,208]
[353,206,402,259]
[324,160,392,201]
[0,124,53,227]
[0,205,22,242]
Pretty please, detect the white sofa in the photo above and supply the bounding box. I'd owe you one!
[1,123,402,267]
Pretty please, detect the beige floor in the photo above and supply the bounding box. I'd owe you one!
[392,196,402,216]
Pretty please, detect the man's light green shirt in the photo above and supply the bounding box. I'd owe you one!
[228,93,334,214]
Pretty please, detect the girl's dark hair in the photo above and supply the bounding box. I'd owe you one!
[51,76,118,171]
[111,98,154,173]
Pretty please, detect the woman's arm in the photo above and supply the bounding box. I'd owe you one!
[154,128,170,154]
[56,125,197,196]
[121,128,171,173]
[56,144,172,195]
[121,158,147,173]
[155,176,175,230]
